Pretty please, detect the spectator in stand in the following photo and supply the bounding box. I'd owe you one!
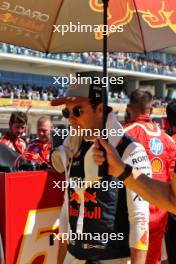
[27,116,53,163]
[36,91,41,101]
[27,90,32,100]
[32,90,38,100]
[48,91,54,101]
[0,112,27,154]
[42,90,48,101]
[0,87,3,97]
[10,90,14,99]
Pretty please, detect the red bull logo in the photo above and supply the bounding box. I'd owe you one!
[84,206,101,219]
[89,0,176,39]
[70,191,97,204]
[84,191,97,204]
[69,205,101,219]
[70,192,81,204]
[70,191,101,219]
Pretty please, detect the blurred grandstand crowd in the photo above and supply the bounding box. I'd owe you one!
[0,83,63,101]
[1,43,176,76]
[0,43,174,107]
[0,82,169,108]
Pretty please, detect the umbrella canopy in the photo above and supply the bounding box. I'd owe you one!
[0,0,176,53]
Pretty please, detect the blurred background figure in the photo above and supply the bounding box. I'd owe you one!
[0,111,27,154]
[27,116,53,163]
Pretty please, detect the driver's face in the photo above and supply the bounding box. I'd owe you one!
[65,100,103,139]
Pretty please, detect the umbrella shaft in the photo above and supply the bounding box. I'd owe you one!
[102,0,109,129]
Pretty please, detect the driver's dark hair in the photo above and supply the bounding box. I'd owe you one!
[89,98,112,114]
[166,99,176,127]
[89,98,101,110]
[9,111,28,125]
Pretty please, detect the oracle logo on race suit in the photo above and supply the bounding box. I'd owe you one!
[89,0,176,39]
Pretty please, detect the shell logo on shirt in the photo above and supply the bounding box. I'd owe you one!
[151,157,163,174]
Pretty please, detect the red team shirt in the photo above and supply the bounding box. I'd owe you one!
[27,139,52,163]
[0,132,26,154]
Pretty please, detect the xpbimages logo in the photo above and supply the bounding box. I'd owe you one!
[53,126,124,140]
[53,178,124,192]
[53,74,124,87]
[53,21,124,36]
[52,230,124,244]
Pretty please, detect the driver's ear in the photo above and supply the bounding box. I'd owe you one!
[96,103,103,118]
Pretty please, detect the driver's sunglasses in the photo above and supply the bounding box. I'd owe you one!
[62,106,83,119]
